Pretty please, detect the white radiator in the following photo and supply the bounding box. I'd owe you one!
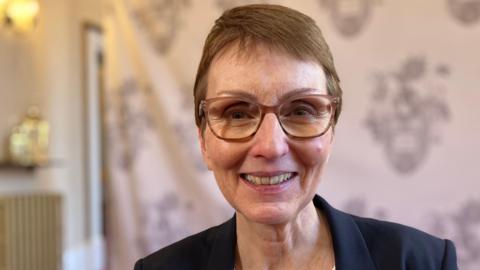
[0,193,62,270]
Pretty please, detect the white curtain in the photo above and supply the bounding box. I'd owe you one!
[103,0,480,269]
[103,1,232,269]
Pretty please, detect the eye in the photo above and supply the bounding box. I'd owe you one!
[280,96,332,122]
[284,101,318,118]
[226,110,248,120]
[291,104,317,116]
[222,103,256,120]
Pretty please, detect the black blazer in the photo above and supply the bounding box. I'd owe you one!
[134,195,458,270]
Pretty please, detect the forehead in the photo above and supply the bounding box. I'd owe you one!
[206,43,327,102]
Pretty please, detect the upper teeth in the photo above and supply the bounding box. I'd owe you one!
[243,172,293,185]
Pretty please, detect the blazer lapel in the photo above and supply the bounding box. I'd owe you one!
[314,195,378,270]
[207,196,378,270]
[206,215,236,270]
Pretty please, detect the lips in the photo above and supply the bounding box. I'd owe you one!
[240,172,296,185]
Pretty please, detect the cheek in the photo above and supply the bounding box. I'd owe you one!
[295,135,332,167]
[204,133,247,172]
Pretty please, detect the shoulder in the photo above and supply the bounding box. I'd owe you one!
[313,195,457,269]
[352,215,441,247]
[351,215,457,269]
[134,222,226,270]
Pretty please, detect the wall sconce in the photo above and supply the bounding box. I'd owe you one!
[0,0,6,23]
[0,0,39,32]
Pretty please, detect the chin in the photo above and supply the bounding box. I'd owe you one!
[239,203,295,225]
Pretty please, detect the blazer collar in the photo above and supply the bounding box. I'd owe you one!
[207,195,377,270]
[206,214,237,269]
[313,195,377,270]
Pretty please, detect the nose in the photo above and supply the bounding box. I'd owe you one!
[249,113,289,160]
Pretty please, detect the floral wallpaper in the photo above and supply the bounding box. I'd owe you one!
[103,1,480,269]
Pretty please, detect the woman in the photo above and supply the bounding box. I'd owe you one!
[134,4,457,270]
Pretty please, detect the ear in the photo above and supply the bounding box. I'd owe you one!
[197,127,213,170]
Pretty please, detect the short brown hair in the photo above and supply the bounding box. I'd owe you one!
[194,4,342,129]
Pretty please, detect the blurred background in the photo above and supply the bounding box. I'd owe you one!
[0,0,479,269]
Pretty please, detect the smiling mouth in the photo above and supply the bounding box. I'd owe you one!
[240,172,296,185]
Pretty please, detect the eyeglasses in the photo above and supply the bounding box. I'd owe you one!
[199,94,339,141]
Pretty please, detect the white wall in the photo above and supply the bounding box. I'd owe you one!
[0,0,103,269]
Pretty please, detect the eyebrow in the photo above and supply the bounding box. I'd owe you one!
[215,88,324,101]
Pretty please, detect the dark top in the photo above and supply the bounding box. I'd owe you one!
[134,195,458,270]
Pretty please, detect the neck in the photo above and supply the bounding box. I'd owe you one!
[235,202,333,270]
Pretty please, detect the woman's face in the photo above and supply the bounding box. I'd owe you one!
[199,43,333,225]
